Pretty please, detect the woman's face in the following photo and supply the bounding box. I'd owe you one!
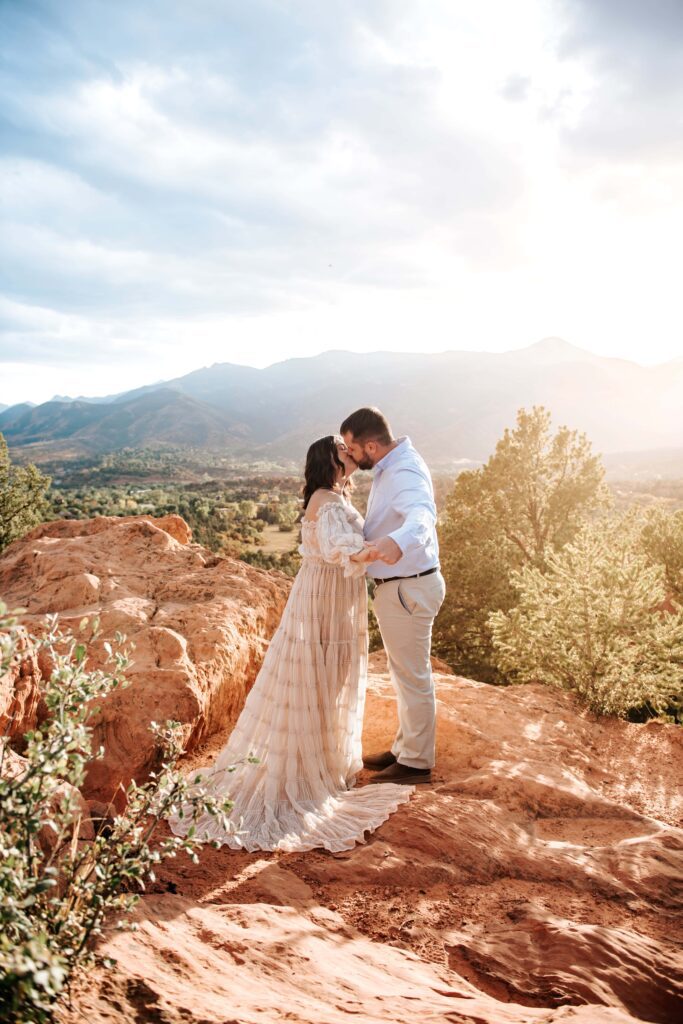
[335,439,357,478]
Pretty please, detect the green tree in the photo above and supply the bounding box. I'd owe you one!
[488,510,683,717]
[639,506,683,605]
[434,406,612,682]
[0,433,51,553]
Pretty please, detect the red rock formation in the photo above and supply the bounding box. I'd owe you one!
[0,624,42,746]
[369,649,456,675]
[1,744,95,851]
[3,514,680,1022]
[63,892,644,1024]
[62,667,682,1024]
[0,514,290,804]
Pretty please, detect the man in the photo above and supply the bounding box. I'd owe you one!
[340,407,446,785]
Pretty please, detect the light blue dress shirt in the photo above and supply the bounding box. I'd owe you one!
[362,436,440,579]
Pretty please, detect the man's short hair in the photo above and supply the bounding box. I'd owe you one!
[340,407,393,445]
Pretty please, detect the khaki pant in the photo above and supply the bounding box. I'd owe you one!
[372,570,446,769]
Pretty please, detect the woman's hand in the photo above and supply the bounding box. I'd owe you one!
[350,542,381,563]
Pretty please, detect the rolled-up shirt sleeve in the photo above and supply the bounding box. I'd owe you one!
[386,467,437,556]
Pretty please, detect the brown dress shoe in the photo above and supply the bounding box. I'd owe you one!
[362,750,397,770]
[369,761,432,785]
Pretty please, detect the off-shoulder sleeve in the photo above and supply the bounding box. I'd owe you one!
[316,501,367,578]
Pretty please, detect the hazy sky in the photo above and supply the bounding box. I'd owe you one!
[1,0,682,405]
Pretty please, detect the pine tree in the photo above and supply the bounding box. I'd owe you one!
[434,406,612,682]
[0,432,51,553]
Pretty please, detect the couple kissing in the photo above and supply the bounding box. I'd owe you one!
[169,407,445,853]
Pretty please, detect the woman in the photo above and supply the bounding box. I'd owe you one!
[168,435,414,852]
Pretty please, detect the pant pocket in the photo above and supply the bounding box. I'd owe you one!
[397,581,418,615]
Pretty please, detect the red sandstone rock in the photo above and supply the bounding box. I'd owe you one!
[0,515,290,804]
[369,648,456,675]
[0,743,30,780]
[3,515,680,1022]
[446,901,682,1022]
[64,891,643,1024]
[430,652,455,674]
[1,745,95,851]
[62,665,682,1024]
[0,624,42,745]
[38,782,95,850]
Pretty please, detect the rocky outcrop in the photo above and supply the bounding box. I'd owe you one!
[3,515,681,1022]
[63,665,682,1024]
[0,514,290,804]
[62,892,644,1024]
[0,624,42,746]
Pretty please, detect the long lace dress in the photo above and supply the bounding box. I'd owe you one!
[168,495,414,852]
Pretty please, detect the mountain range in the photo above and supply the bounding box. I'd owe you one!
[2,338,682,474]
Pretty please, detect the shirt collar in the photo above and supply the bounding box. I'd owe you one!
[374,435,411,475]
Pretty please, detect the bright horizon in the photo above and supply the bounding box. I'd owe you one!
[2,1,682,406]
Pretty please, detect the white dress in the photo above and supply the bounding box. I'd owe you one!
[168,495,414,853]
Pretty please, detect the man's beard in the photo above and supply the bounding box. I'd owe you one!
[356,455,374,471]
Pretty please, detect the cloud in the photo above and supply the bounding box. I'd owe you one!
[0,1,522,320]
[0,0,681,394]
[501,75,533,102]
[0,295,168,364]
[557,0,683,161]
[0,0,533,375]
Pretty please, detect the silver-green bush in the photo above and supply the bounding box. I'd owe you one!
[488,511,683,717]
[0,601,237,1023]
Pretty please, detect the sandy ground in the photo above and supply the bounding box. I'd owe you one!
[60,661,683,1024]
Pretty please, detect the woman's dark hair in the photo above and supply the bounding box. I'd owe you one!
[302,435,346,510]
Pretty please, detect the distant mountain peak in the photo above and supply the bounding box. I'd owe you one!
[528,337,586,353]
[516,336,598,363]
[533,336,579,349]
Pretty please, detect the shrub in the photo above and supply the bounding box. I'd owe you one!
[487,511,683,717]
[241,547,301,577]
[0,602,237,1023]
[367,586,383,654]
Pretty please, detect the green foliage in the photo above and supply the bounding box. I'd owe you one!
[45,471,304,567]
[638,505,683,605]
[367,585,383,654]
[0,602,237,1023]
[488,510,683,717]
[241,547,302,577]
[257,501,299,528]
[0,433,51,553]
[37,447,300,486]
[434,406,612,682]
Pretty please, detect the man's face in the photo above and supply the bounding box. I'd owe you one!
[342,432,378,471]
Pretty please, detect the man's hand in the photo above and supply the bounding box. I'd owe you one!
[350,542,382,563]
[371,535,402,565]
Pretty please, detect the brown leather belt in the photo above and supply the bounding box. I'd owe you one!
[374,566,439,587]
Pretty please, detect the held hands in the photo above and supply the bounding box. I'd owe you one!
[370,535,402,565]
[349,536,402,565]
[350,542,382,563]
